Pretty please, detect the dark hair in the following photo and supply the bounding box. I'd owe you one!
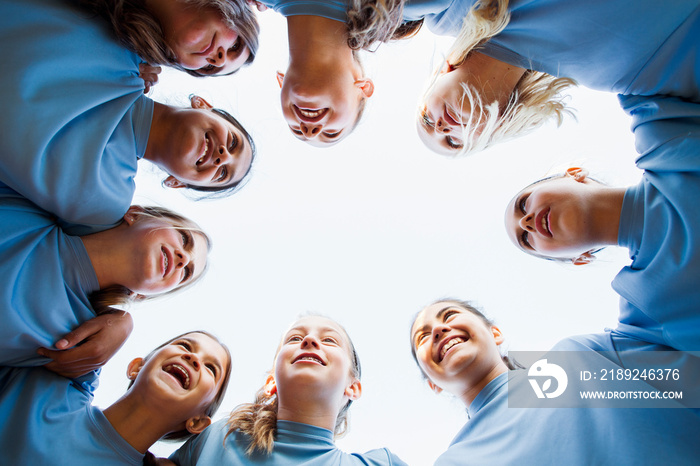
[410,299,523,380]
[81,0,259,76]
[225,316,361,456]
[178,108,256,199]
[128,330,232,442]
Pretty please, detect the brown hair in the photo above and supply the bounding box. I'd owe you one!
[88,205,212,314]
[81,0,260,76]
[346,0,424,51]
[225,316,362,456]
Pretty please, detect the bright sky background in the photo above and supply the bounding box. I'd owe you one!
[92,11,643,465]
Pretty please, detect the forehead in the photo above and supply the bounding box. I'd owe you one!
[287,316,345,336]
[412,302,470,332]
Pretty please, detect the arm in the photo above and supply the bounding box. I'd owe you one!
[37,311,134,378]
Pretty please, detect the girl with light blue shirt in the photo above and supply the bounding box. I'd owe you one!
[413,0,700,155]
[0,331,232,466]
[171,315,407,465]
[505,94,700,353]
[0,186,211,374]
[0,0,256,234]
[410,299,700,465]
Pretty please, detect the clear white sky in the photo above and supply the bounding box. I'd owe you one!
[93,11,643,465]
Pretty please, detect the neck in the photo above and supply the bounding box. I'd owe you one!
[458,362,508,408]
[456,52,527,110]
[276,395,340,433]
[590,186,627,247]
[80,228,126,290]
[143,101,169,167]
[286,16,354,72]
[103,393,180,454]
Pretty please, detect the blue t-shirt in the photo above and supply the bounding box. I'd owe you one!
[415,0,700,101]
[435,361,700,465]
[613,94,700,352]
[0,367,144,465]
[0,187,99,366]
[0,0,153,235]
[171,419,407,465]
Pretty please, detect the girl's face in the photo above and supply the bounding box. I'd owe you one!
[277,70,373,147]
[157,104,253,190]
[411,302,503,395]
[159,4,250,75]
[114,207,209,295]
[273,316,359,408]
[129,332,229,423]
[504,172,599,260]
[417,65,471,155]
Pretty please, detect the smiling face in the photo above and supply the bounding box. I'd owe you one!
[153,102,253,190]
[272,316,360,413]
[277,68,373,147]
[411,301,504,397]
[115,208,209,296]
[158,3,250,76]
[504,172,602,261]
[129,332,229,426]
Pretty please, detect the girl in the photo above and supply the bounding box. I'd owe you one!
[0,331,232,465]
[505,94,700,352]
[81,0,260,77]
[0,0,256,234]
[411,299,700,464]
[171,315,407,465]
[261,1,375,147]
[414,0,700,155]
[0,186,211,370]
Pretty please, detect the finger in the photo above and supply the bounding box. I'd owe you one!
[53,322,99,350]
[37,347,93,364]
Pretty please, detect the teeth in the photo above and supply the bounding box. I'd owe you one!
[197,136,209,165]
[299,109,322,118]
[295,355,323,365]
[165,363,190,389]
[162,248,168,276]
[542,212,550,234]
[440,337,466,360]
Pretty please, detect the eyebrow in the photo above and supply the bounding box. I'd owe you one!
[413,306,454,339]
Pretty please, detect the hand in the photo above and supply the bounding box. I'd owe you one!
[246,0,268,11]
[139,63,162,94]
[37,311,134,378]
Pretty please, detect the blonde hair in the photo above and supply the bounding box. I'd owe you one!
[225,317,362,456]
[88,206,212,314]
[346,0,423,50]
[422,0,576,155]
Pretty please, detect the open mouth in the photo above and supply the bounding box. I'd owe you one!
[293,353,326,365]
[196,133,211,166]
[293,105,328,123]
[163,363,191,389]
[438,335,468,362]
[161,247,171,277]
[535,208,552,237]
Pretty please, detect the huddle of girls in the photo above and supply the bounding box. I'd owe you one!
[1,0,699,463]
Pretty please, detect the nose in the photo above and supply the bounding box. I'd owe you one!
[174,249,192,269]
[300,335,320,349]
[435,117,451,134]
[207,46,226,67]
[519,213,535,232]
[214,145,231,166]
[182,352,200,371]
[432,324,449,341]
[300,122,322,139]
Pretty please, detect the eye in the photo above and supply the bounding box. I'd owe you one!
[229,37,242,53]
[180,266,192,284]
[421,110,433,127]
[322,130,341,139]
[322,337,338,344]
[177,341,192,351]
[228,132,238,152]
[521,230,532,250]
[444,310,458,321]
[519,194,529,214]
[414,332,430,347]
[215,166,228,183]
[289,127,303,136]
[200,64,216,73]
[180,230,190,247]
[446,136,463,150]
[287,335,303,343]
[205,363,217,376]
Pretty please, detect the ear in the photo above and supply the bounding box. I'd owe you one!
[427,380,443,395]
[571,251,596,266]
[123,205,145,225]
[354,78,374,98]
[344,380,362,401]
[264,374,277,396]
[275,71,285,89]
[190,95,213,110]
[565,167,589,183]
[491,325,505,346]
[126,357,144,380]
[163,175,186,189]
[185,415,212,435]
